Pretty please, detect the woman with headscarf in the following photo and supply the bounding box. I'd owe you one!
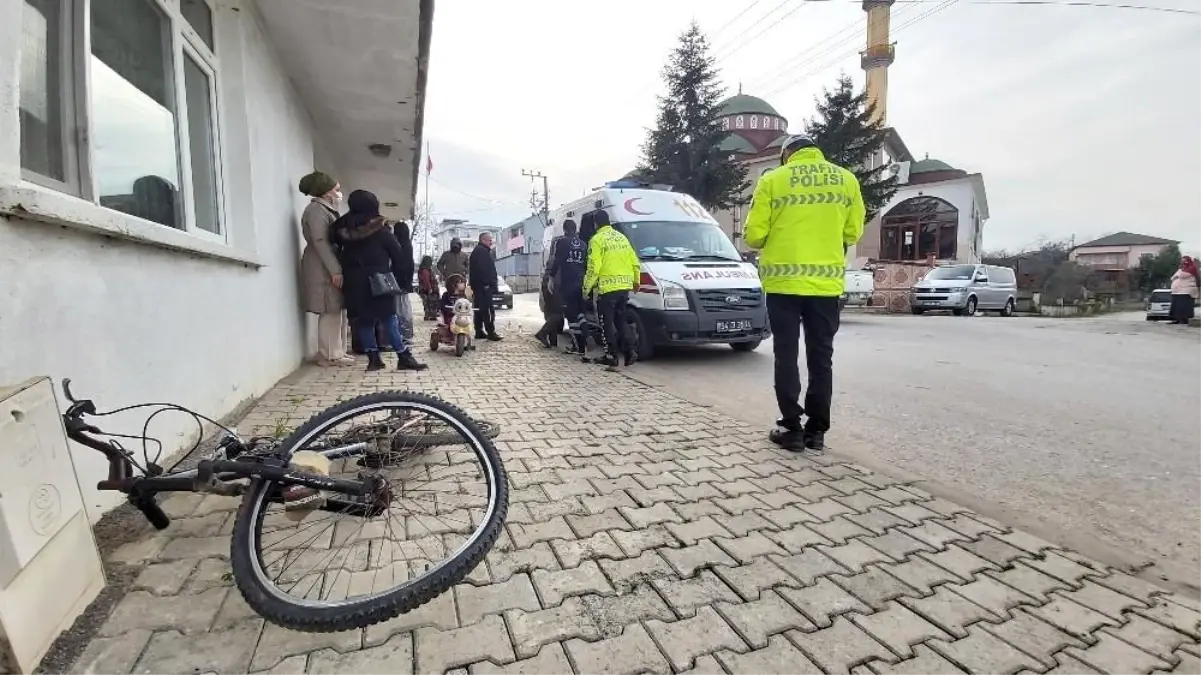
[298,171,353,366]
[392,220,417,343]
[417,255,440,320]
[330,190,428,372]
[1169,256,1199,325]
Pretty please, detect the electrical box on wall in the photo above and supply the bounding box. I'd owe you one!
[0,378,105,673]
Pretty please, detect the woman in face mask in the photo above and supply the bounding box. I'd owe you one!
[298,171,353,366]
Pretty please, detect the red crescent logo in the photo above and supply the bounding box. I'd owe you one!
[624,197,652,216]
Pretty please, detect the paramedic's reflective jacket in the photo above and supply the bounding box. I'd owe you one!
[583,225,641,296]
[744,147,866,297]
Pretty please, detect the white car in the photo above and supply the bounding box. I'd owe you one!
[1145,289,1172,320]
[493,276,513,310]
[841,269,874,310]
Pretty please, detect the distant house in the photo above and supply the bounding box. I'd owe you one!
[433,219,502,256]
[496,213,546,292]
[1068,232,1179,270]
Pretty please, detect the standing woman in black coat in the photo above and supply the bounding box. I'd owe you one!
[331,190,428,372]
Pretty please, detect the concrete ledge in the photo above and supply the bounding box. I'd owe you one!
[0,183,265,268]
[1190,317,1200,328]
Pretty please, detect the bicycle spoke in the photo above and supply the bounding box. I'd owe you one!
[247,397,501,609]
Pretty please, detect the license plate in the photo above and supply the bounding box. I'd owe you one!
[716,319,752,333]
[922,301,941,306]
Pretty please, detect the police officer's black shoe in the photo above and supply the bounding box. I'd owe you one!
[623,349,637,367]
[769,427,807,452]
[803,429,826,453]
[535,332,552,348]
[598,354,619,369]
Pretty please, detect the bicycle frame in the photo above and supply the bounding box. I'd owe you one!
[59,379,386,528]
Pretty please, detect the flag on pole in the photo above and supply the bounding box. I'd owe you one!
[426,155,433,174]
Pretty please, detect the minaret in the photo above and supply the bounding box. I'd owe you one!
[861,0,896,126]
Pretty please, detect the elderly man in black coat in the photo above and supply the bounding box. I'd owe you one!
[468,233,502,341]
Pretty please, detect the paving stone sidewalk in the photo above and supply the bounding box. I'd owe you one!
[68,337,1200,674]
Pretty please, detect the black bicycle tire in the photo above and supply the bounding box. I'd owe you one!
[229,390,508,632]
[391,419,501,450]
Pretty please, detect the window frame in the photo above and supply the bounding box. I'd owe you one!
[177,34,226,241]
[19,0,87,196]
[18,0,227,243]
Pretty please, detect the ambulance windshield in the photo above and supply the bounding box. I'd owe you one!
[623,221,742,262]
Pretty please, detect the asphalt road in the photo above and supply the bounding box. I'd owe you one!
[500,295,1201,594]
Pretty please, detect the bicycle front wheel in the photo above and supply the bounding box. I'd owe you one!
[229,391,508,632]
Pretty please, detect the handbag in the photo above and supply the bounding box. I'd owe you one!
[367,271,402,297]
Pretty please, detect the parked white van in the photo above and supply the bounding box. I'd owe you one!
[542,184,770,358]
[910,263,1018,316]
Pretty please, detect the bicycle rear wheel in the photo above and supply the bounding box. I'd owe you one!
[229,391,508,632]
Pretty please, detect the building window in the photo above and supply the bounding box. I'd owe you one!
[183,50,220,234]
[19,0,72,187]
[17,0,224,238]
[880,196,959,261]
[180,0,213,49]
[91,0,182,228]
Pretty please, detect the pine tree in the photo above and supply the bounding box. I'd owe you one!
[804,75,898,220]
[639,22,748,211]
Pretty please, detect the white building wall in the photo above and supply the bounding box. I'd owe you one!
[0,2,323,519]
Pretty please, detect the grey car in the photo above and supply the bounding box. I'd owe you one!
[911,264,1018,316]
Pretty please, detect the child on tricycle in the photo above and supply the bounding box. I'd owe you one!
[429,274,476,356]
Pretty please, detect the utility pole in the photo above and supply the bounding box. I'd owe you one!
[521,169,550,226]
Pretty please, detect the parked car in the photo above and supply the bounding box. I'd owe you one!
[910,263,1017,316]
[841,269,874,310]
[1145,289,1172,320]
[493,276,513,310]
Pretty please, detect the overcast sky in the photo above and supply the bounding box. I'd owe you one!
[420,0,1200,254]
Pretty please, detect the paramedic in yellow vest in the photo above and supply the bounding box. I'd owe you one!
[745,135,865,453]
[582,209,641,368]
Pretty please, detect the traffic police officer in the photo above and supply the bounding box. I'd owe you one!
[582,210,641,368]
[745,135,865,452]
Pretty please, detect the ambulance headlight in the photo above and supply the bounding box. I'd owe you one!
[661,281,689,310]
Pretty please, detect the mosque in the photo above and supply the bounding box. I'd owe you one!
[711,0,989,266]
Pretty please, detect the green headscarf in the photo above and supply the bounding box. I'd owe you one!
[298,171,336,197]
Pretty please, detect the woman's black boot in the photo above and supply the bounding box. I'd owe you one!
[365,351,385,372]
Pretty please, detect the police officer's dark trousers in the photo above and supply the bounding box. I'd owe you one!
[766,294,840,433]
[596,290,630,357]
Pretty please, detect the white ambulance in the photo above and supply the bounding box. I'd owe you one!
[541,183,770,359]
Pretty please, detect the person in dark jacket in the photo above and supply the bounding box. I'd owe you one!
[331,190,428,372]
[417,255,439,320]
[468,233,502,341]
[392,220,416,342]
[534,269,564,348]
[546,218,590,354]
[437,238,469,283]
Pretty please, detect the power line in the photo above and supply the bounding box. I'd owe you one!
[760,0,962,99]
[709,0,768,41]
[425,173,526,207]
[743,0,1192,97]
[885,0,1197,13]
[741,4,916,93]
[713,0,811,60]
